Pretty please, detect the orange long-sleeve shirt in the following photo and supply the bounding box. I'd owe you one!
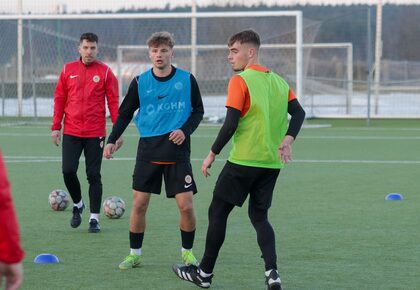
[226,65,296,117]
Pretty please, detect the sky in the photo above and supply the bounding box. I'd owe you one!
[1,0,418,14]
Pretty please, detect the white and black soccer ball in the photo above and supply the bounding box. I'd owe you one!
[103,196,125,219]
[49,189,70,211]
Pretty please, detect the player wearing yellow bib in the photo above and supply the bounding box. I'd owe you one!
[173,29,305,290]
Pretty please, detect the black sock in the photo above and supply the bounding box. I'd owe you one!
[129,231,144,249]
[181,229,195,249]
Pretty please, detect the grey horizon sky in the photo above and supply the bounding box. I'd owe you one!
[1,0,417,14]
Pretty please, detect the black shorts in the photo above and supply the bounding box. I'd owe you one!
[213,161,280,209]
[132,160,197,197]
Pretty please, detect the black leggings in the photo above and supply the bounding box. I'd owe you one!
[200,196,277,273]
[62,134,104,213]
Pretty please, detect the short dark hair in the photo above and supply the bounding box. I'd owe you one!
[147,31,175,48]
[228,29,260,48]
[80,32,98,43]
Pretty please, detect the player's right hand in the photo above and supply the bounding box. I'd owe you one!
[103,143,116,159]
[51,130,61,146]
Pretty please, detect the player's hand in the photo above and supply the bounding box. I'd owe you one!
[169,129,186,145]
[51,130,61,146]
[0,261,23,290]
[278,135,294,164]
[201,151,216,177]
[103,143,116,159]
[115,137,124,152]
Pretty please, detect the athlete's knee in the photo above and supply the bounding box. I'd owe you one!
[248,206,268,225]
[62,169,77,180]
[132,194,149,214]
[208,199,218,221]
[208,197,232,224]
[86,172,101,185]
[178,200,194,215]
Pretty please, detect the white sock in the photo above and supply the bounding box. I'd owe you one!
[265,269,281,283]
[199,269,212,277]
[265,269,278,277]
[182,247,192,253]
[130,248,141,256]
[75,200,84,209]
[90,213,99,221]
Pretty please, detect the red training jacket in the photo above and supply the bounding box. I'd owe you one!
[0,151,25,264]
[51,58,119,137]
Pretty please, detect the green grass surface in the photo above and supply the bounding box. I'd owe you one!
[1,118,420,289]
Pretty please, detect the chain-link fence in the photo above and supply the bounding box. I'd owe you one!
[1,1,419,120]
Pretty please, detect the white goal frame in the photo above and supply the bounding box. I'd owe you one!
[1,10,303,116]
[304,42,353,114]
[117,42,352,110]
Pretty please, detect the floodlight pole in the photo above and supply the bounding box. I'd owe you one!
[28,18,38,119]
[117,48,123,103]
[367,7,373,126]
[373,0,383,115]
[346,44,353,115]
[296,11,303,102]
[191,0,197,76]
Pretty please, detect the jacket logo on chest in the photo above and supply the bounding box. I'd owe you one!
[93,75,100,83]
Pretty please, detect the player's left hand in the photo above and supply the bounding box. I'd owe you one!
[201,151,216,177]
[278,135,294,164]
[115,136,124,152]
[169,129,186,145]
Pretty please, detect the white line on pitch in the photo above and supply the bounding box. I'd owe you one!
[4,156,420,165]
[1,132,420,140]
[292,159,420,164]
[300,136,420,140]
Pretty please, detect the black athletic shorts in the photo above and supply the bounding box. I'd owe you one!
[213,161,280,209]
[132,160,197,197]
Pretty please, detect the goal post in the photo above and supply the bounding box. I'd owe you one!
[117,42,352,114]
[0,10,303,117]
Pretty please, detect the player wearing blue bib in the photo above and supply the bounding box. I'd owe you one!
[104,31,204,270]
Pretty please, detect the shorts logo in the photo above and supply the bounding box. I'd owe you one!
[184,175,193,189]
[93,75,100,83]
[100,140,104,148]
[185,175,192,184]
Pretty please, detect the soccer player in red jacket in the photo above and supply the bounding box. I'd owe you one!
[0,151,25,290]
[51,32,122,233]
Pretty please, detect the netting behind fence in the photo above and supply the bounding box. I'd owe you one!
[1,12,322,119]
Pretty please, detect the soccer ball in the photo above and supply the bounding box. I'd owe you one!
[49,189,70,211]
[103,196,125,219]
